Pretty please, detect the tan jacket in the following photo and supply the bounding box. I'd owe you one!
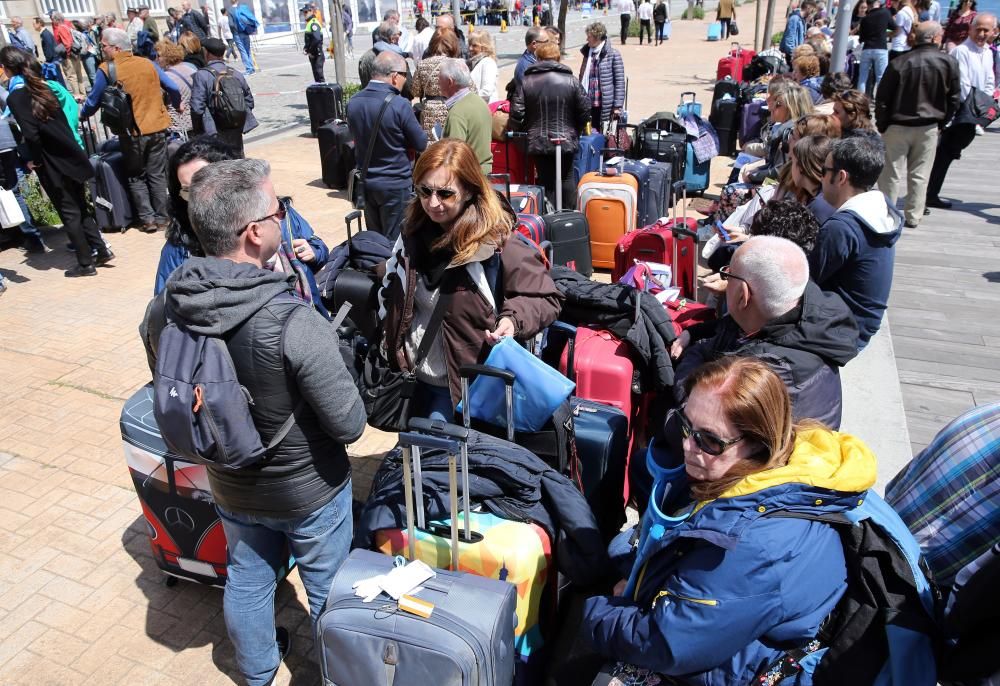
[717,0,735,20]
[101,52,171,135]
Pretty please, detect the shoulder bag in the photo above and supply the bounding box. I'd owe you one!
[361,289,453,431]
[348,93,394,210]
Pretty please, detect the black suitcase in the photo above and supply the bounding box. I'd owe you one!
[90,147,134,232]
[712,77,742,104]
[710,98,740,157]
[642,159,674,221]
[542,209,593,277]
[318,119,354,190]
[328,210,380,342]
[633,115,687,183]
[307,82,345,136]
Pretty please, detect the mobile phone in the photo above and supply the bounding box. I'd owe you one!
[714,220,731,241]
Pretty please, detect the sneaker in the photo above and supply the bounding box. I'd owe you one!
[975,124,985,136]
[65,264,98,277]
[95,249,116,266]
[23,235,48,254]
[275,626,291,661]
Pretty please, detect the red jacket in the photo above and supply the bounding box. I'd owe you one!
[53,21,72,50]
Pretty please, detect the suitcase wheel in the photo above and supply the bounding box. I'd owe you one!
[164,575,179,587]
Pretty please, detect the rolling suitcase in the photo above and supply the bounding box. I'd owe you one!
[707,22,722,40]
[120,385,293,586]
[306,82,345,136]
[371,415,553,685]
[677,94,711,194]
[491,130,535,184]
[632,114,687,182]
[712,77,742,103]
[739,98,769,145]
[572,131,607,185]
[542,210,593,277]
[516,213,547,244]
[318,118,354,190]
[676,91,702,119]
[326,210,381,342]
[710,96,740,157]
[322,426,518,686]
[490,173,546,215]
[638,159,673,225]
[90,145,134,232]
[576,157,639,270]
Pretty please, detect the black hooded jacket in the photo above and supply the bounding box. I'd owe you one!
[674,281,859,428]
[510,61,591,156]
[354,429,610,587]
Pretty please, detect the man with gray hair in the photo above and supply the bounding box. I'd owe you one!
[51,11,88,98]
[875,21,960,227]
[7,17,36,56]
[672,235,859,428]
[440,58,493,174]
[358,21,407,90]
[371,8,412,53]
[347,51,427,240]
[81,27,182,232]
[140,158,366,686]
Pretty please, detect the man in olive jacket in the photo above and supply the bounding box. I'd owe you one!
[440,58,493,174]
[140,159,366,686]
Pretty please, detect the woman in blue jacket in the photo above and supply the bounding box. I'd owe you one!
[583,355,877,685]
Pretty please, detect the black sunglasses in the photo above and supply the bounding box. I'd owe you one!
[719,265,752,291]
[671,407,745,456]
[415,184,458,201]
[239,203,287,235]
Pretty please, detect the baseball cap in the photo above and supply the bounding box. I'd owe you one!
[202,37,227,55]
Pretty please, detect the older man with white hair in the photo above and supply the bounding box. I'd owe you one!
[440,58,493,174]
[672,236,860,429]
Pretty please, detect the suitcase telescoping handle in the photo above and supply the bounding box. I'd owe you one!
[548,321,578,381]
[459,364,515,442]
[398,418,473,568]
[680,91,697,104]
[487,172,512,201]
[550,136,565,212]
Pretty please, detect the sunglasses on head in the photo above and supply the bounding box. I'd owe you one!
[670,407,745,456]
[415,184,458,200]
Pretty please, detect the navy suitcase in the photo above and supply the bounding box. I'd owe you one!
[318,119,354,190]
[326,211,381,342]
[542,209,593,277]
[90,147,134,232]
[618,156,653,227]
[640,159,674,221]
[573,131,607,185]
[306,82,345,136]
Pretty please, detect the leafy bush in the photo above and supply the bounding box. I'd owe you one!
[772,30,784,45]
[344,82,362,100]
[681,6,706,19]
[21,174,60,227]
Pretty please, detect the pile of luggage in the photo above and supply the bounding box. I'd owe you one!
[308,83,355,190]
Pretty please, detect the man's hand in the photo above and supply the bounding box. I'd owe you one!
[485,317,516,343]
[291,238,316,263]
[670,329,691,359]
[700,272,728,295]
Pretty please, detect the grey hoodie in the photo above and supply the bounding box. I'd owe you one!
[141,257,366,517]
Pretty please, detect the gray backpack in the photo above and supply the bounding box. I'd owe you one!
[152,297,304,469]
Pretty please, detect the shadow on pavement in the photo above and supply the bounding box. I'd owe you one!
[121,516,321,685]
[936,201,1000,226]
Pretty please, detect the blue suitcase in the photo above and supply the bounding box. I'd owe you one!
[684,141,711,194]
[676,91,703,119]
[619,157,652,226]
[573,132,608,186]
[707,22,722,41]
[641,159,674,222]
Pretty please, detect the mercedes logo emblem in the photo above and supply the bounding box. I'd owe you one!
[164,506,196,533]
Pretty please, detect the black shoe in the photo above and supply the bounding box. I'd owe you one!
[140,223,160,233]
[926,197,953,209]
[24,235,48,253]
[95,250,115,266]
[924,208,931,216]
[275,626,291,661]
[65,264,97,277]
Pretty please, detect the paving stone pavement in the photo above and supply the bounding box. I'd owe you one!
[0,7,780,684]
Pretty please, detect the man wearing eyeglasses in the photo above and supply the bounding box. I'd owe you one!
[140,159,366,686]
[347,51,428,241]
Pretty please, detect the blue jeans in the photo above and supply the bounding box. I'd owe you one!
[234,32,255,74]
[416,382,455,422]
[216,482,353,686]
[14,165,41,238]
[858,48,888,95]
[363,185,413,242]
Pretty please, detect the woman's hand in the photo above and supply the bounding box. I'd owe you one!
[291,238,316,263]
[613,578,628,597]
[701,272,729,295]
[724,226,748,243]
[485,317,516,343]
[670,329,691,359]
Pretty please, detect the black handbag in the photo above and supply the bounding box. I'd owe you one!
[361,290,452,432]
[348,93,394,211]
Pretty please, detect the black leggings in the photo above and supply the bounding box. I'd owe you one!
[38,171,104,267]
[620,13,631,43]
[639,19,652,43]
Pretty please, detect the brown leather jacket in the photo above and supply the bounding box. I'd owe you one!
[380,232,563,405]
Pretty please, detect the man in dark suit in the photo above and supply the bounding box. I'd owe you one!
[33,16,56,62]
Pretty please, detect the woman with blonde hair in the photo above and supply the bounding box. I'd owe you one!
[377,139,562,418]
[177,30,205,68]
[583,353,877,683]
[467,30,500,103]
[156,39,194,138]
[411,28,461,136]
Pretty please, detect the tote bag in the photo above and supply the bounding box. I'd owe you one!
[0,187,25,229]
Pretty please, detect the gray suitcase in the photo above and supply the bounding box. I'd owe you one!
[316,425,518,686]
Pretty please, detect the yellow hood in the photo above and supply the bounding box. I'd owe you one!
[718,428,877,500]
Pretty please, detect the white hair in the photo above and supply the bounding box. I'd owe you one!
[733,236,810,320]
[103,27,132,51]
[439,57,472,88]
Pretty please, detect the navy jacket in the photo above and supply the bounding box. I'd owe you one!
[189,59,258,135]
[810,190,903,349]
[40,29,57,63]
[346,80,427,192]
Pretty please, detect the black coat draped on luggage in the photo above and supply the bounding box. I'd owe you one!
[354,429,610,587]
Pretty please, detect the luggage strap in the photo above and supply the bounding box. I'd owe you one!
[360,93,394,185]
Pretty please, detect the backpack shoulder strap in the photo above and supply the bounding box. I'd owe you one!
[264,296,312,449]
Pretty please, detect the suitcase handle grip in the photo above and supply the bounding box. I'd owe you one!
[547,321,578,380]
[458,363,515,386]
[345,210,363,242]
[459,364,515,442]
[668,225,697,239]
[397,431,461,454]
[679,92,697,103]
[407,417,470,442]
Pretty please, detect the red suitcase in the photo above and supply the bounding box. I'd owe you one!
[716,43,756,82]
[516,213,546,244]
[665,298,716,336]
[611,180,699,300]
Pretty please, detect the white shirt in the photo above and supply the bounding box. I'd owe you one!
[927,0,941,23]
[952,38,997,99]
[470,55,501,103]
[615,0,634,16]
[127,17,143,42]
[410,25,435,65]
[638,1,654,20]
[581,40,606,93]
[890,5,914,52]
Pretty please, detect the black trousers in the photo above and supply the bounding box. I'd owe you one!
[214,129,246,159]
[926,123,977,201]
[308,50,325,83]
[38,171,104,267]
[620,13,630,43]
[120,131,170,224]
[639,19,652,44]
[363,185,412,243]
[532,151,576,211]
[719,16,731,39]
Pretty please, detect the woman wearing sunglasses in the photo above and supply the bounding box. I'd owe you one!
[582,355,877,685]
[377,138,562,420]
[154,136,330,313]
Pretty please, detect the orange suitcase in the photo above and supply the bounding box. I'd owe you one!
[576,166,639,269]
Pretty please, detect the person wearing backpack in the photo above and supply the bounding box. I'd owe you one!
[80,27,182,233]
[231,2,259,75]
[190,38,258,157]
[140,158,366,686]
